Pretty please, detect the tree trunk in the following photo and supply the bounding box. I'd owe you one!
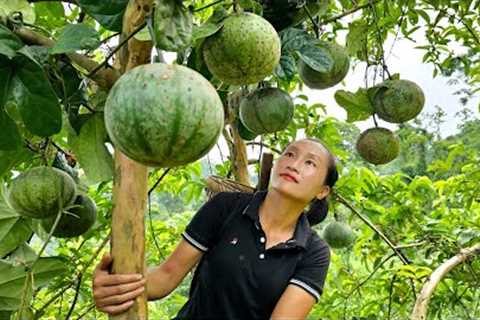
[110,1,153,319]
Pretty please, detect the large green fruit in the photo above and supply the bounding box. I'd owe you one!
[235,119,258,140]
[371,79,425,123]
[203,12,281,85]
[299,41,350,89]
[104,63,224,167]
[41,193,97,238]
[356,127,400,165]
[239,87,294,134]
[8,166,77,219]
[323,221,355,249]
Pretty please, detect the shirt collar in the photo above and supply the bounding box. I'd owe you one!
[241,190,311,249]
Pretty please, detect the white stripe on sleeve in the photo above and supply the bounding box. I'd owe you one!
[182,231,209,252]
[289,278,321,301]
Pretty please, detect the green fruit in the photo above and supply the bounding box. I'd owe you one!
[8,166,77,219]
[323,221,355,249]
[104,63,224,168]
[371,79,425,123]
[356,127,400,165]
[299,41,350,89]
[203,12,281,85]
[41,193,97,238]
[239,87,294,134]
[235,119,258,140]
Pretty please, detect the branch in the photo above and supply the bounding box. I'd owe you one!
[245,142,281,154]
[13,27,120,89]
[411,243,480,320]
[320,0,382,25]
[335,193,411,265]
[27,0,76,3]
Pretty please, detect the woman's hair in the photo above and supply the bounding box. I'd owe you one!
[286,138,339,226]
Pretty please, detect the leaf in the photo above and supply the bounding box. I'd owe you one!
[76,0,128,32]
[346,19,368,60]
[0,185,32,258]
[0,55,13,106]
[334,88,374,122]
[279,27,316,53]
[33,2,65,29]
[274,54,297,82]
[0,147,33,179]
[11,47,62,137]
[69,114,113,184]
[0,0,35,24]
[297,44,333,73]
[154,0,193,51]
[238,0,263,14]
[0,25,23,60]
[192,22,223,43]
[50,23,101,54]
[0,109,22,151]
[0,257,67,311]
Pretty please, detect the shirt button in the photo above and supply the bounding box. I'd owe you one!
[260,237,265,243]
[259,253,265,259]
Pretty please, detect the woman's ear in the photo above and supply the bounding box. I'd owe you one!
[316,185,331,201]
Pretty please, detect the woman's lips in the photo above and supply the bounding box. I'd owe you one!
[279,173,298,183]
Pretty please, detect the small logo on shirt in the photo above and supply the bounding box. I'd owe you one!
[230,237,238,245]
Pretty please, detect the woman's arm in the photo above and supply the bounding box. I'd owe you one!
[270,284,317,320]
[93,238,204,315]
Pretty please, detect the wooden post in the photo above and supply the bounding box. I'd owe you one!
[110,1,153,319]
[257,152,273,191]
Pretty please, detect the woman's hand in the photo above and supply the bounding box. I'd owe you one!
[92,253,146,315]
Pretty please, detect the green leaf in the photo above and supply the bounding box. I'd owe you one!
[69,114,113,184]
[76,0,128,32]
[297,44,333,73]
[0,109,21,151]
[274,54,297,82]
[0,257,67,311]
[346,19,368,60]
[334,88,374,122]
[279,27,316,53]
[0,55,13,106]
[192,22,223,43]
[0,147,33,178]
[0,25,23,59]
[50,23,101,54]
[33,2,65,29]
[238,0,263,14]
[0,0,35,24]
[0,185,32,259]
[154,0,193,51]
[11,47,62,137]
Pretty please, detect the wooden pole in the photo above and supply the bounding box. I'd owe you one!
[110,1,153,319]
[257,152,273,191]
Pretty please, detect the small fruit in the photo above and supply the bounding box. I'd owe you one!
[8,166,77,219]
[298,41,350,89]
[239,87,294,134]
[356,127,400,165]
[41,193,97,238]
[323,221,355,249]
[203,12,281,85]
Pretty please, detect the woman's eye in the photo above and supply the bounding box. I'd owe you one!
[285,152,294,157]
[306,160,316,167]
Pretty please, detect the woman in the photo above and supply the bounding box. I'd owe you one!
[92,137,339,319]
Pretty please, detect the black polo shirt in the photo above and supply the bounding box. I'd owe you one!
[173,190,331,320]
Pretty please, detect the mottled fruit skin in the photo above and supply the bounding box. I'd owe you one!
[299,41,350,89]
[323,221,355,249]
[41,193,96,238]
[203,12,281,85]
[372,79,425,123]
[235,119,258,140]
[356,127,400,165]
[239,87,294,134]
[104,63,224,167]
[8,166,77,219]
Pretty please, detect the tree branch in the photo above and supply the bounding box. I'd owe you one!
[13,27,120,89]
[27,0,77,3]
[320,0,382,25]
[411,243,480,320]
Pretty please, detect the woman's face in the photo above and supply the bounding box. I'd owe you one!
[270,139,331,203]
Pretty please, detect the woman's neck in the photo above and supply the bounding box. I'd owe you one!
[258,188,306,236]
